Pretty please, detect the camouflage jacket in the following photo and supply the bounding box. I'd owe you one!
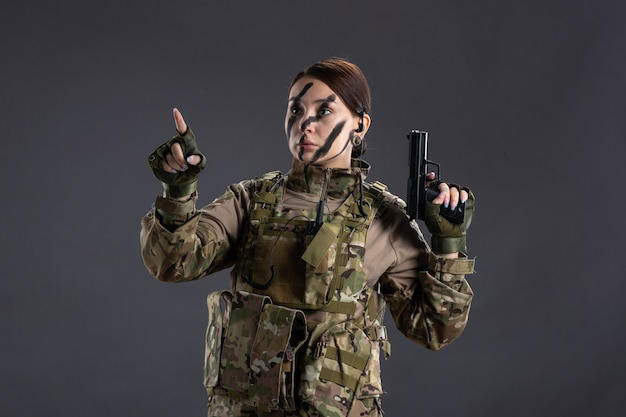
[140,158,475,415]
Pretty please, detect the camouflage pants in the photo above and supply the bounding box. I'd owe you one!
[207,395,382,417]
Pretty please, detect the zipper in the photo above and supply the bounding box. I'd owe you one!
[309,168,331,235]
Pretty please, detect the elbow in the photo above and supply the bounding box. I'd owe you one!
[425,319,469,351]
[141,253,184,283]
[402,316,469,351]
[153,269,184,283]
[140,235,192,282]
[144,263,180,283]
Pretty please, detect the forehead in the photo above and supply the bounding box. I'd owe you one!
[288,77,337,102]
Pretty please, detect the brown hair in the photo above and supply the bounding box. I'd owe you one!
[289,58,371,157]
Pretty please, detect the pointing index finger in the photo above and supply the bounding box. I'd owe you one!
[173,108,188,135]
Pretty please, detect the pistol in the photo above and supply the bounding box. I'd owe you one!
[406,129,465,223]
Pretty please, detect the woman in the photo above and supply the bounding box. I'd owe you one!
[141,58,476,417]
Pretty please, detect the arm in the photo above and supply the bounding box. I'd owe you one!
[382,245,475,351]
[140,181,253,282]
[141,108,251,282]
[370,204,475,351]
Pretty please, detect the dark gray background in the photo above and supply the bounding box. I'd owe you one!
[2,1,625,416]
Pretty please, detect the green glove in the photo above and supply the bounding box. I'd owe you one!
[424,186,475,253]
[148,128,207,198]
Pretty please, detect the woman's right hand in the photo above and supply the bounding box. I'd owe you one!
[147,108,206,199]
[160,108,203,173]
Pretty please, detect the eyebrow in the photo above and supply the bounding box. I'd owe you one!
[288,82,314,102]
[289,94,337,108]
[314,94,336,104]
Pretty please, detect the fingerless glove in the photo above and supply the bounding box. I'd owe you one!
[424,186,475,253]
[148,128,207,198]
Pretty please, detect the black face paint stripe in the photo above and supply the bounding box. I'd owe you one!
[321,131,352,164]
[288,82,314,103]
[312,120,346,162]
[297,134,306,161]
[287,82,314,136]
[286,115,297,137]
[297,95,336,132]
[300,115,319,131]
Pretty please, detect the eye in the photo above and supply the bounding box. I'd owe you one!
[290,105,302,115]
[318,107,331,116]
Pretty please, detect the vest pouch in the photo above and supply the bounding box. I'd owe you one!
[299,321,383,414]
[248,304,308,411]
[301,222,341,306]
[219,291,272,393]
[203,290,233,392]
[204,290,309,412]
[236,216,345,311]
[238,217,309,305]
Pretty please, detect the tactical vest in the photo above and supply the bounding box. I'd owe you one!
[204,170,392,414]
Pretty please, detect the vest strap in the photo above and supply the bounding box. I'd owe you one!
[318,300,357,315]
[325,345,369,371]
[319,345,369,392]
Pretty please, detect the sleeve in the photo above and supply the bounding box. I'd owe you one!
[139,180,254,283]
[375,205,475,351]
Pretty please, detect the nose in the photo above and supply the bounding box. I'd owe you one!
[299,114,317,132]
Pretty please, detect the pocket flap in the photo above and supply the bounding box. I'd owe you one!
[301,222,340,268]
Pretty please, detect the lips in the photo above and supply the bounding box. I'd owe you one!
[298,136,317,150]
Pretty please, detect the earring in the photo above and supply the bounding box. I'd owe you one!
[352,135,362,146]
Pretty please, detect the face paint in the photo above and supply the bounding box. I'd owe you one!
[286,77,360,169]
[299,115,317,132]
[297,141,304,161]
[295,94,336,133]
[286,82,313,136]
[311,120,346,163]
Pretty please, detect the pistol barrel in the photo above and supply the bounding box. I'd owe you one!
[406,130,428,220]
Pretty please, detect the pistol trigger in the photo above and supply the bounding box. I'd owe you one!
[425,187,440,202]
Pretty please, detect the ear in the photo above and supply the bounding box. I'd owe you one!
[355,112,372,137]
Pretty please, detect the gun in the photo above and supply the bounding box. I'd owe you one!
[406,129,465,223]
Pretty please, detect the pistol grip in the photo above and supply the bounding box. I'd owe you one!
[426,187,465,224]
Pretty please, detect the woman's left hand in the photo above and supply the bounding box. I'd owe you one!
[426,172,468,210]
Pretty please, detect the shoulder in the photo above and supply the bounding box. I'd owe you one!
[231,170,284,193]
[219,170,286,210]
[364,181,407,218]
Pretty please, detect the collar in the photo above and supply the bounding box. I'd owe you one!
[285,158,370,199]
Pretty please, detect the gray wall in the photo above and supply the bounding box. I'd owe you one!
[2,1,624,415]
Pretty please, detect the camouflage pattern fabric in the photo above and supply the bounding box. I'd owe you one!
[140,158,476,416]
[205,291,308,412]
[204,161,388,415]
[206,394,382,417]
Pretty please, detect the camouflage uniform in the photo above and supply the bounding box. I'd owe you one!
[140,158,475,417]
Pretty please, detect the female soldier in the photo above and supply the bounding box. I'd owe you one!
[141,58,475,417]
